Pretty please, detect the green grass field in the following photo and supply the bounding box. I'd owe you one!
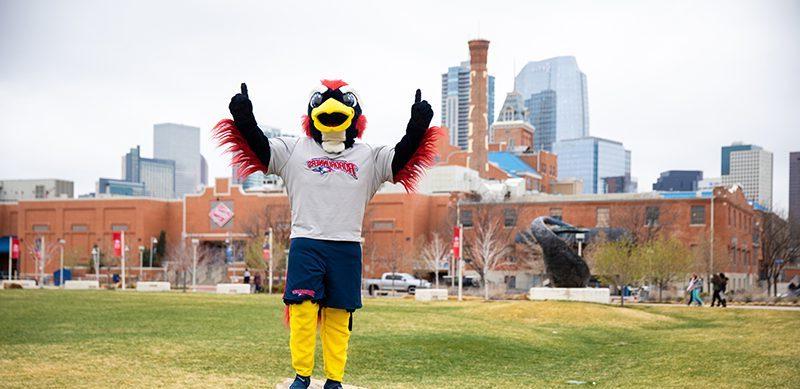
[0,290,797,388]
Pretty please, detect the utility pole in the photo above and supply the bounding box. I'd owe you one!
[138,246,145,280]
[58,239,66,287]
[709,192,715,292]
[121,231,127,290]
[39,236,46,288]
[191,238,199,292]
[268,227,274,294]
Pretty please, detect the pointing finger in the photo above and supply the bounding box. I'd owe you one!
[415,89,421,104]
[241,83,248,97]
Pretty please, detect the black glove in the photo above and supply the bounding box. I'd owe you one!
[407,89,434,136]
[392,89,433,176]
[229,83,258,130]
[227,83,270,168]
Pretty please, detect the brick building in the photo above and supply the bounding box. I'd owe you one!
[1,178,759,291]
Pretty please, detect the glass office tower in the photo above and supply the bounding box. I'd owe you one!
[515,57,589,151]
[553,137,631,194]
[441,61,495,150]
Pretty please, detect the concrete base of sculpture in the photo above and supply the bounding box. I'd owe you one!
[1,280,37,289]
[276,378,365,389]
[216,283,251,294]
[136,281,171,292]
[528,287,611,304]
[415,289,448,302]
[64,280,100,290]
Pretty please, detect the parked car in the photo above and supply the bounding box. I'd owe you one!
[442,275,481,288]
[364,273,431,295]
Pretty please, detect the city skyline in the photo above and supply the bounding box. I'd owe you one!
[1,0,798,209]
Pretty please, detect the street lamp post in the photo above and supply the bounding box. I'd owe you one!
[58,239,66,288]
[7,236,12,281]
[149,237,157,268]
[91,246,99,281]
[138,246,145,281]
[191,238,199,292]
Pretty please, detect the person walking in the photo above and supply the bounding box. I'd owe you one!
[711,273,722,307]
[717,273,728,307]
[254,272,262,293]
[243,268,251,285]
[686,274,703,306]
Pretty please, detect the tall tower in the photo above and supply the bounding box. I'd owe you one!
[467,39,490,176]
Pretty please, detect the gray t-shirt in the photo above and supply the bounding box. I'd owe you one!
[268,137,394,242]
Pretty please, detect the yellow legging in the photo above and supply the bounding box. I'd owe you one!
[289,301,352,382]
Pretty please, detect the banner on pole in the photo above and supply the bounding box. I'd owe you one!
[453,226,461,259]
[11,237,20,259]
[113,232,122,256]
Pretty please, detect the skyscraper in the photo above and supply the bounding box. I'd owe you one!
[553,136,631,194]
[515,56,589,151]
[653,170,703,192]
[231,125,294,192]
[441,61,495,150]
[788,152,799,223]
[153,123,202,198]
[122,146,176,198]
[720,143,773,209]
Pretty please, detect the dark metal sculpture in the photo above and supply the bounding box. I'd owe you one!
[529,216,591,287]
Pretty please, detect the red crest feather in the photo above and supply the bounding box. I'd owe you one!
[321,79,348,90]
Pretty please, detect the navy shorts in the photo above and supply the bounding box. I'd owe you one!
[283,237,362,311]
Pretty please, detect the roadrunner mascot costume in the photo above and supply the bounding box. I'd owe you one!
[213,80,439,389]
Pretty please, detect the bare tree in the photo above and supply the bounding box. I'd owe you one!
[416,232,450,289]
[758,210,800,296]
[166,242,199,291]
[611,203,677,245]
[465,206,513,300]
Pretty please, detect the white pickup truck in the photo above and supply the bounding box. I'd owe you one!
[364,273,431,295]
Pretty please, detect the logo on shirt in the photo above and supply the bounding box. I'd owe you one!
[306,157,359,179]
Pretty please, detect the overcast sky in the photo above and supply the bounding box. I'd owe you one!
[1,0,798,209]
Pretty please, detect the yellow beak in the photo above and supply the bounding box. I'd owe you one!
[311,98,355,133]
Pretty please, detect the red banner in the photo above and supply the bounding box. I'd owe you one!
[453,226,461,259]
[262,248,271,261]
[11,237,20,259]
[113,232,122,256]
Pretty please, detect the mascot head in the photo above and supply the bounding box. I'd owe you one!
[302,79,367,154]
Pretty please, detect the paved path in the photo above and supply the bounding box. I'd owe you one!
[638,303,800,311]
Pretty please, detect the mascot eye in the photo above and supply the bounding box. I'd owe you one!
[342,92,358,107]
[309,92,323,108]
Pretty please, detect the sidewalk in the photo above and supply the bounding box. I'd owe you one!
[637,303,800,311]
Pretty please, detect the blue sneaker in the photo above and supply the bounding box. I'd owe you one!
[289,374,311,389]
[323,379,343,389]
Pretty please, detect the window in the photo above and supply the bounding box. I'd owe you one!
[504,275,517,289]
[645,207,660,227]
[71,224,88,232]
[32,224,49,232]
[503,208,517,227]
[596,208,610,228]
[35,185,45,199]
[111,224,128,231]
[690,205,706,225]
[461,210,473,227]
[549,208,563,221]
[372,220,395,230]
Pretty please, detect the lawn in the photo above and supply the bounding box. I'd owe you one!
[0,290,797,388]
